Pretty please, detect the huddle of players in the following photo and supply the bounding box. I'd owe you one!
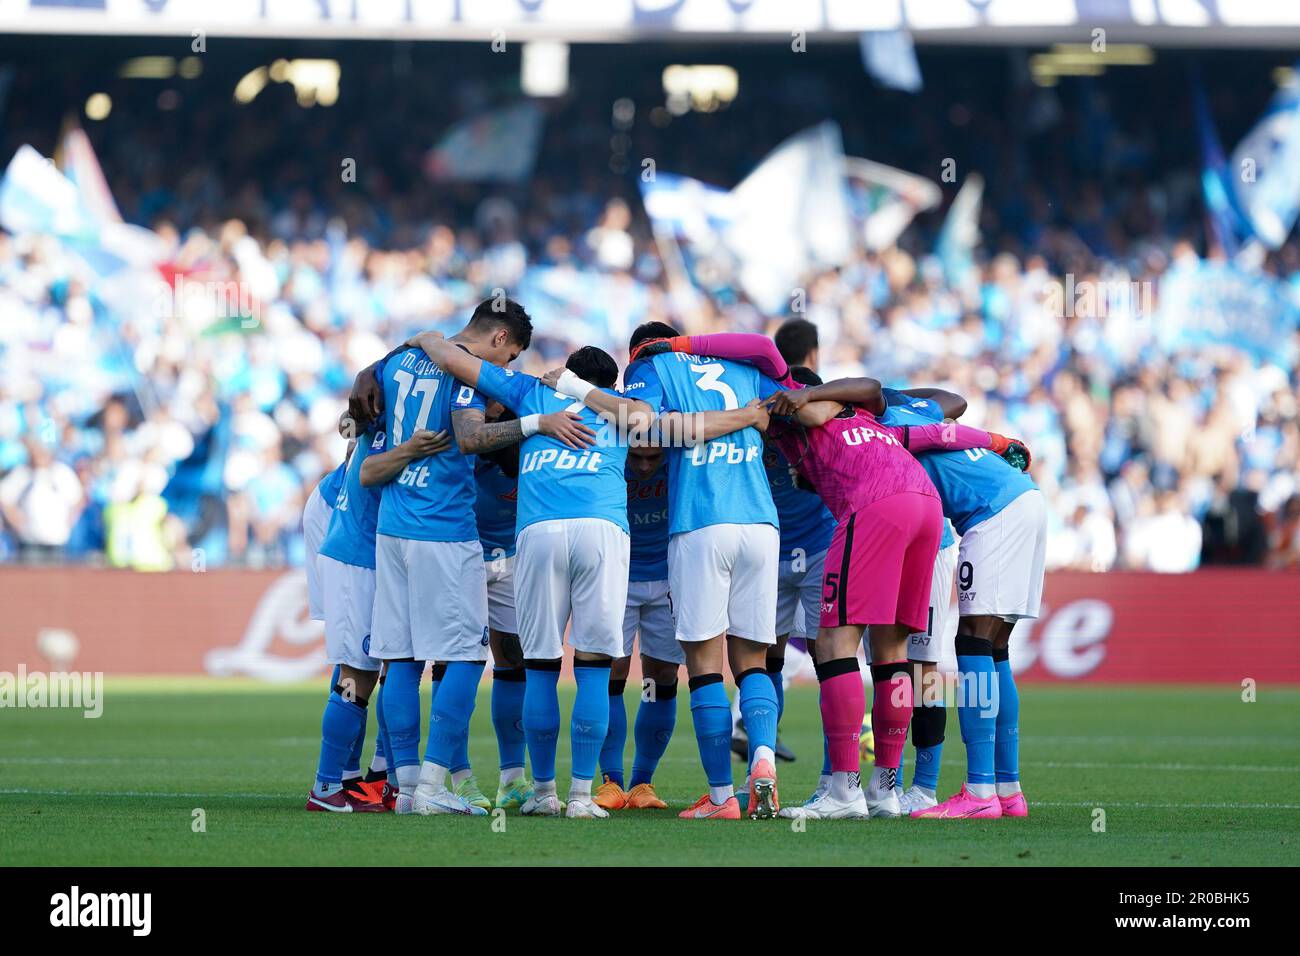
[303,296,1046,822]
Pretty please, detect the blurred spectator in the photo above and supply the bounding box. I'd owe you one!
[0,45,1296,571]
[0,437,83,562]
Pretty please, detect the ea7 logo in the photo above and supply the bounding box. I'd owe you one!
[50,886,151,936]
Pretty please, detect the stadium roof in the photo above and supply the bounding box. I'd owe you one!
[3,0,1300,47]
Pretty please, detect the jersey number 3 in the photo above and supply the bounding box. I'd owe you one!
[690,363,739,410]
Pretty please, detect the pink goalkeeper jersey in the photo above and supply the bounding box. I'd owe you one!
[770,408,989,522]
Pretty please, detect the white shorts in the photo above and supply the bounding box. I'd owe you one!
[370,534,488,662]
[776,547,827,639]
[668,523,779,644]
[957,489,1048,621]
[908,541,958,663]
[622,579,684,664]
[319,555,380,671]
[486,553,517,634]
[303,485,332,622]
[514,518,630,660]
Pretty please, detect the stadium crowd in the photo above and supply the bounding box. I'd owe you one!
[0,44,1297,571]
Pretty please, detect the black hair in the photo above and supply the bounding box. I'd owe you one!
[628,320,681,353]
[467,296,533,350]
[775,318,819,367]
[789,366,822,387]
[566,346,619,389]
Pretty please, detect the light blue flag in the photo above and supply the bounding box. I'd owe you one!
[1231,67,1300,249]
[860,30,922,93]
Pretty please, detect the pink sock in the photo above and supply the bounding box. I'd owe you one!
[818,669,865,773]
[870,662,914,770]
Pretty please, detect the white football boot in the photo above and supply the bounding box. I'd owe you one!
[520,791,566,816]
[412,784,488,816]
[898,785,938,815]
[564,795,610,819]
[780,787,869,820]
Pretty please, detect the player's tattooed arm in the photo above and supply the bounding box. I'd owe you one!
[453,408,523,455]
[360,430,452,486]
[453,408,597,453]
[899,387,967,419]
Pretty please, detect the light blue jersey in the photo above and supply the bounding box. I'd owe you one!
[317,460,347,508]
[375,347,486,542]
[319,430,384,570]
[623,354,779,536]
[763,443,834,562]
[627,461,670,582]
[475,363,629,535]
[880,387,1035,537]
[475,458,518,562]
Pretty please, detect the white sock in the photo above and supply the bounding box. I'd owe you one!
[313,780,340,797]
[569,777,592,800]
[830,771,862,802]
[451,768,472,787]
[752,744,776,767]
[709,784,735,805]
[996,781,1022,798]
[535,779,557,797]
[914,784,937,799]
[395,764,420,793]
[500,766,524,785]
[369,755,388,774]
[342,769,361,781]
[418,761,449,791]
[868,766,897,796]
[967,782,996,800]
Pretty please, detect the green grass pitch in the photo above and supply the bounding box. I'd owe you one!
[2,681,1297,866]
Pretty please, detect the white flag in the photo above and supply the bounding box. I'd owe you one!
[723,121,853,312]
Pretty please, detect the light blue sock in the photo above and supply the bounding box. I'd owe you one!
[630,683,677,788]
[523,664,562,783]
[994,654,1020,783]
[767,663,785,721]
[423,661,483,769]
[689,676,733,788]
[599,679,628,786]
[955,636,999,787]
[738,669,778,768]
[572,662,612,783]
[374,677,397,787]
[381,661,423,770]
[345,706,367,776]
[491,668,527,772]
[316,691,366,792]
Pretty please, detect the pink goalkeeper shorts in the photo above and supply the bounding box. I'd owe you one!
[819,491,943,634]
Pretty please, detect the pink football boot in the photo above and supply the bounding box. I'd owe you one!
[911,783,1003,819]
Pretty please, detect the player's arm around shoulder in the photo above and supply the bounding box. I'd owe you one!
[654,399,770,447]
[543,367,655,437]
